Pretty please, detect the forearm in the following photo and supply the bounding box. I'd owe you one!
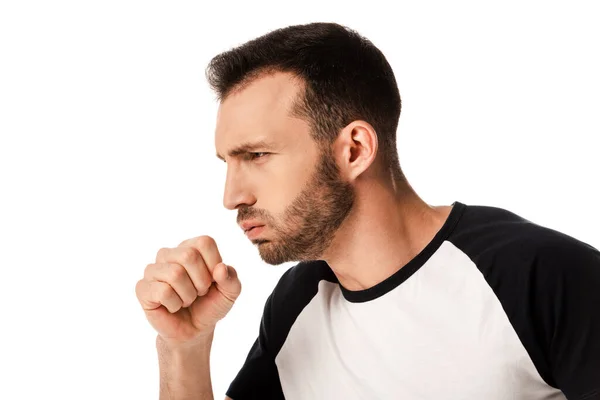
[157,332,215,400]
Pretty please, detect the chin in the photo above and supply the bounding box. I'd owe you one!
[256,242,297,265]
[258,243,321,265]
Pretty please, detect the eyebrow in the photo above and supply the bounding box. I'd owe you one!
[216,139,275,161]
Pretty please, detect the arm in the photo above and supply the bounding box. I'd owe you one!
[157,332,216,400]
[225,291,288,399]
[541,240,600,399]
[226,264,306,398]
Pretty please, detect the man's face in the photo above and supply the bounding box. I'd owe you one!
[215,72,355,264]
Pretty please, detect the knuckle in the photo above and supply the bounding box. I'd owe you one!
[169,264,187,281]
[178,247,197,264]
[159,284,175,300]
[143,263,155,278]
[155,247,169,262]
[195,235,216,251]
[134,279,145,298]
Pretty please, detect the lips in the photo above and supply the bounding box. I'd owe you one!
[245,225,266,239]
[240,221,265,232]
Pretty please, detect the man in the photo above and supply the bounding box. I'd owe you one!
[135,22,600,399]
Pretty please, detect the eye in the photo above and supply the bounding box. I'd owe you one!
[247,152,269,160]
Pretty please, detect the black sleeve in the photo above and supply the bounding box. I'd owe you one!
[225,291,285,400]
[225,261,333,399]
[544,240,600,400]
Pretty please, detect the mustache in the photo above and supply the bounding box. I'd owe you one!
[237,207,270,224]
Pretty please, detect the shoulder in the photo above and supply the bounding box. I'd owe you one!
[260,260,336,356]
[269,260,337,308]
[448,202,599,278]
[447,202,600,344]
[448,202,600,390]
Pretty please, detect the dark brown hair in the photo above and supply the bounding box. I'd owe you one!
[206,22,404,180]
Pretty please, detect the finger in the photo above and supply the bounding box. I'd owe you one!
[157,247,213,296]
[144,263,198,308]
[178,236,223,274]
[136,280,183,313]
[212,262,242,303]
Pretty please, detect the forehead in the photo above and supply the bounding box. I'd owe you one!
[214,72,305,153]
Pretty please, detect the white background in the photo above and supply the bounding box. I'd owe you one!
[1,1,598,399]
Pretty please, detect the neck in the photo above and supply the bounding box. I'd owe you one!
[322,178,453,291]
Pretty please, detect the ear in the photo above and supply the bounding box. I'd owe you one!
[333,120,378,182]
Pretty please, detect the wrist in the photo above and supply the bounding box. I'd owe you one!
[156,330,214,353]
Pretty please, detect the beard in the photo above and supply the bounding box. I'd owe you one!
[237,145,355,265]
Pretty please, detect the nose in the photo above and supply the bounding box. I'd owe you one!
[222,164,256,210]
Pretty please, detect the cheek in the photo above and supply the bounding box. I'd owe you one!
[260,180,298,217]
[257,161,312,215]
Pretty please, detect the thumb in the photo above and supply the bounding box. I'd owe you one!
[213,262,242,302]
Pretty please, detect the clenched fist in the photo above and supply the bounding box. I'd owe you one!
[135,235,242,346]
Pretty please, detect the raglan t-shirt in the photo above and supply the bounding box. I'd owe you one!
[226,201,600,399]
